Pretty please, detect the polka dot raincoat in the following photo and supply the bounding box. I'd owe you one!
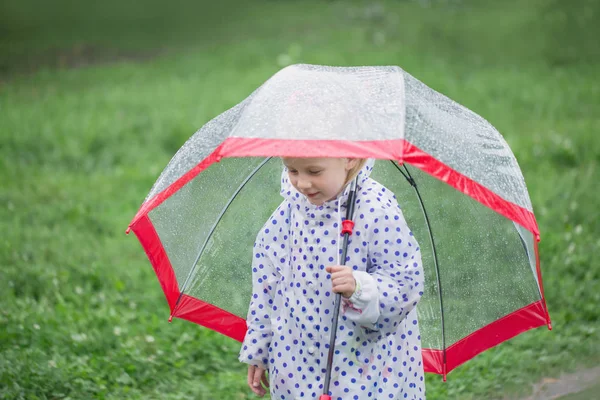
[239,161,426,400]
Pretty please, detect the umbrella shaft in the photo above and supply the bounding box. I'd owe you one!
[323,233,350,394]
[323,177,357,396]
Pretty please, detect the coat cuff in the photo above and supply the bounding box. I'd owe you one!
[349,271,378,307]
[239,347,269,369]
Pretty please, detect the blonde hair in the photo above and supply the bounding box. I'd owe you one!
[345,159,368,186]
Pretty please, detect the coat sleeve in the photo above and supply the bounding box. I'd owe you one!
[238,228,279,369]
[343,206,424,337]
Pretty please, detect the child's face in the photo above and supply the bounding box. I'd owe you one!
[282,158,358,206]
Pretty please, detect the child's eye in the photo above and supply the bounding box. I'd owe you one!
[309,170,322,175]
[288,170,298,175]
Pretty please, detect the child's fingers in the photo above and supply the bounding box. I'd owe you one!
[330,271,353,282]
[331,272,354,286]
[332,275,352,285]
[332,282,352,292]
[247,366,255,389]
[331,273,356,298]
[253,366,262,386]
[331,278,350,289]
[325,265,345,273]
[253,367,265,391]
[328,266,355,297]
[331,269,353,277]
[261,370,270,388]
[247,366,266,396]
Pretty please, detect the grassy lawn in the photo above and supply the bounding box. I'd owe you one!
[1,0,599,399]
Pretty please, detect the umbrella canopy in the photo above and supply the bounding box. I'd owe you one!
[127,64,551,378]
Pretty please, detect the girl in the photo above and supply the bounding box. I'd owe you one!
[239,157,425,400]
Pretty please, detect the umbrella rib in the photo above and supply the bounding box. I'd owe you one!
[175,157,273,308]
[392,160,448,378]
[514,226,545,300]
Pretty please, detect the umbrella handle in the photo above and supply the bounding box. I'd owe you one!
[319,396,332,400]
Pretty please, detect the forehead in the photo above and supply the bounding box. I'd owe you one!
[282,157,343,169]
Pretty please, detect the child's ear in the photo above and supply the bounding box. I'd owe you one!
[346,158,359,171]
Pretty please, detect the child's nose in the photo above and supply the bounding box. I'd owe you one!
[296,178,311,189]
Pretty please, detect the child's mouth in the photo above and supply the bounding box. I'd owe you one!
[306,192,319,198]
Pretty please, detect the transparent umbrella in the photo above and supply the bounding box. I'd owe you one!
[127,64,551,385]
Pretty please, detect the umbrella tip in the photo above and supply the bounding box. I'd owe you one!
[168,315,173,323]
[443,363,447,382]
[125,227,131,235]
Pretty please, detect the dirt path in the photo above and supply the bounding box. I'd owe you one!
[520,366,600,400]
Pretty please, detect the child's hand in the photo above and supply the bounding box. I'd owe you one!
[247,365,269,397]
[326,265,356,298]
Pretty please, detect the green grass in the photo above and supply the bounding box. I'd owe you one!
[1,0,599,399]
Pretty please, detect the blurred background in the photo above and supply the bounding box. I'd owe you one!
[1,0,599,399]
